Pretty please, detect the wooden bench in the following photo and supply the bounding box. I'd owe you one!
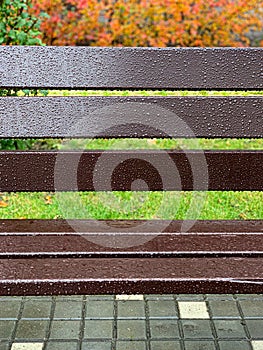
[0,46,263,295]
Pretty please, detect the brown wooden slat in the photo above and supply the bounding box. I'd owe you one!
[1,234,263,258]
[0,220,262,257]
[1,96,263,138]
[0,257,263,295]
[1,150,263,191]
[1,219,262,294]
[1,219,263,233]
[0,47,262,90]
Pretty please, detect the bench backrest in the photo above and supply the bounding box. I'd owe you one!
[0,47,263,193]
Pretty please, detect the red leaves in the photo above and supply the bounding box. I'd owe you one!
[31,0,263,47]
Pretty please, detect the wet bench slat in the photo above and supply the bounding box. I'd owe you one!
[1,96,263,138]
[0,220,263,258]
[0,47,262,90]
[1,150,263,191]
[0,257,263,295]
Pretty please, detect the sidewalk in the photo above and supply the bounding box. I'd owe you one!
[1,294,263,350]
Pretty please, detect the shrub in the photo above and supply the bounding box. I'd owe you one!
[0,0,45,45]
[33,0,263,47]
[0,0,49,150]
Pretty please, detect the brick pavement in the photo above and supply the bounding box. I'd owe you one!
[0,294,263,350]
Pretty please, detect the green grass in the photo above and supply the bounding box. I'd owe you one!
[1,191,263,220]
[59,138,263,150]
[47,89,263,97]
[1,89,263,220]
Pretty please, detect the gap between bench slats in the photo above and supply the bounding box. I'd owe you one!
[0,47,262,89]
[1,97,263,138]
[0,150,262,191]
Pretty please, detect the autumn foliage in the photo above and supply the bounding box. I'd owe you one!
[31,0,263,47]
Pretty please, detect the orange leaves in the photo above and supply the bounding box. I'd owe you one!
[0,195,9,208]
[44,195,52,205]
[0,201,8,208]
[31,0,263,47]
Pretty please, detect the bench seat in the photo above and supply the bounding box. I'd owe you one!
[0,220,262,295]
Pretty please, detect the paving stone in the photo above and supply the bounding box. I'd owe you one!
[49,320,80,340]
[145,295,174,301]
[15,321,47,340]
[53,301,82,319]
[179,302,209,319]
[118,301,145,318]
[205,295,234,301]
[22,301,51,319]
[116,295,144,301]
[0,321,15,339]
[56,296,83,301]
[176,295,205,301]
[0,297,22,302]
[252,340,263,350]
[184,340,216,350]
[0,342,9,350]
[87,296,114,301]
[82,341,111,350]
[0,301,21,319]
[238,295,263,300]
[209,300,240,318]
[11,343,43,350]
[116,341,146,349]
[117,320,146,340]
[151,341,181,350]
[148,300,177,318]
[246,320,263,339]
[219,340,251,350]
[84,320,113,339]
[240,300,263,318]
[214,320,247,339]
[24,297,52,301]
[150,319,179,339]
[181,320,213,339]
[45,341,78,350]
[86,301,114,319]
